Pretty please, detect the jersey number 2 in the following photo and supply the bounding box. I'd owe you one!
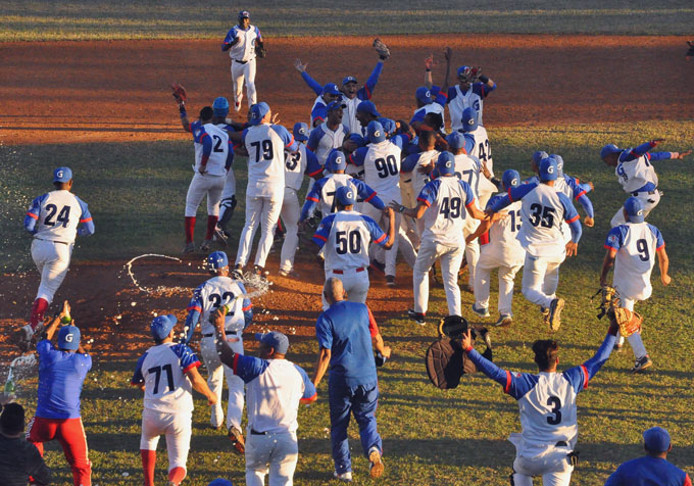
[44,204,71,227]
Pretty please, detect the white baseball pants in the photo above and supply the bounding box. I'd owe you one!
[279,188,300,274]
[521,253,565,309]
[185,173,225,217]
[323,269,369,310]
[361,202,401,277]
[464,218,481,288]
[245,431,298,486]
[413,239,464,316]
[474,253,523,317]
[236,195,282,268]
[610,190,660,227]
[231,59,257,111]
[200,335,245,430]
[140,408,192,474]
[31,239,73,303]
[614,296,648,359]
[511,448,573,486]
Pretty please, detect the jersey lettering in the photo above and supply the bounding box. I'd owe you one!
[148,364,175,395]
[528,203,555,228]
[374,155,399,178]
[286,152,301,171]
[635,238,650,261]
[43,204,71,228]
[478,139,491,162]
[335,230,362,255]
[251,139,274,162]
[439,197,462,219]
[509,209,522,232]
[212,135,224,153]
[546,396,562,425]
[208,292,237,315]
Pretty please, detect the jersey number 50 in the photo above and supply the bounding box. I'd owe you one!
[335,230,362,254]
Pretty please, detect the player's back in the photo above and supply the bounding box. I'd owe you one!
[362,141,401,196]
[409,149,438,197]
[284,144,308,191]
[616,150,658,193]
[245,124,286,197]
[611,222,662,300]
[421,177,470,246]
[453,153,481,198]
[200,123,230,176]
[320,174,356,215]
[449,84,484,131]
[518,184,568,257]
[197,276,246,334]
[323,211,376,270]
[486,197,524,262]
[137,343,197,414]
[466,125,492,168]
[31,190,86,244]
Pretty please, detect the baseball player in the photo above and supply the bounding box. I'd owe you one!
[306,101,350,167]
[295,40,388,135]
[184,251,253,450]
[313,186,395,308]
[600,139,691,227]
[132,315,217,486]
[290,71,341,128]
[460,318,618,486]
[459,107,497,207]
[28,301,92,486]
[394,152,492,324]
[233,102,298,277]
[486,157,582,331]
[467,170,526,327]
[410,48,452,133]
[222,10,264,112]
[446,64,496,130]
[599,197,671,372]
[177,101,234,253]
[400,131,439,242]
[279,122,323,277]
[20,167,94,349]
[213,311,317,486]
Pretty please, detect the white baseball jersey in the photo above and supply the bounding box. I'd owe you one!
[448,85,484,131]
[341,96,362,135]
[284,144,308,192]
[359,141,402,199]
[224,25,261,62]
[244,124,293,197]
[413,102,445,127]
[27,190,91,244]
[418,177,476,247]
[615,154,658,193]
[310,95,325,127]
[453,153,482,198]
[307,123,349,166]
[605,222,664,301]
[465,125,493,172]
[483,197,525,265]
[190,276,247,335]
[316,174,358,215]
[193,123,230,176]
[402,149,438,198]
[132,343,200,415]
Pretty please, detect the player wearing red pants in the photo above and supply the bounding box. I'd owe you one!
[28,301,92,486]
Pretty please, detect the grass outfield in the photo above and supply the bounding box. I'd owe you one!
[2,120,693,484]
[1,0,693,40]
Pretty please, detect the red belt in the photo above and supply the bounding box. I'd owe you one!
[332,267,365,274]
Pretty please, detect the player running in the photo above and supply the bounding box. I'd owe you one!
[222,10,264,112]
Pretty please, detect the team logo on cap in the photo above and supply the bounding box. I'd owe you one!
[637,209,643,216]
[445,161,452,168]
[547,166,554,174]
[56,170,64,178]
[65,334,74,342]
[374,130,381,138]
[299,127,306,135]
[346,191,353,199]
[425,90,431,98]
[511,178,519,186]
[336,155,343,163]
[466,118,475,125]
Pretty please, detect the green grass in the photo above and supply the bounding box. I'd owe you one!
[1,0,693,40]
[3,119,693,484]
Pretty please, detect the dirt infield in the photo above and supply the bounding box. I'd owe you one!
[2,34,692,145]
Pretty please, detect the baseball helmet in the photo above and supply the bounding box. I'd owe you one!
[207,251,229,271]
[367,121,386,144]
[550,154,565,176]
[238,10,250,21]
[58,325,81,350]
[335,185,356,206]
[151,315,177,341]
[502,169,521,190]
[415,86,433,104]
[532,150,548,166]
[600,143,621,159]
[436,152,456,176]
[325,149,347,173]
[249,102,270,125]
[357,100,380,117]
[293,122,309,142]
[446,132,466,150]
[460,107,478,133]
[624,196,645,223]
[53,167,73,183]
[213,97,229,118]
[539,157,558,182]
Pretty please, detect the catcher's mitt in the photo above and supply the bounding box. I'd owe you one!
[373,38,391,60]
[438,315,468,339]
[171,82,187,104]
[256,41,267,59]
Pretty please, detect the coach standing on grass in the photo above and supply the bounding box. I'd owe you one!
[312,277,391,482]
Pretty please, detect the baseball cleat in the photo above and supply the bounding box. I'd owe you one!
[548,298,565,331]
[231,264,244,280]
[631,355,652,373]
[182,242,196,254]
[385,275,396,287]
[471,304,490,318]
[407,309,426,325]
[368,447,385,478]
[213,226,229,246]
[279,268,300,278]
[234,101,241,112]
[199,239,213,252]
[333,471,353,482]
[228,426,245,454]
[494,315,513,327]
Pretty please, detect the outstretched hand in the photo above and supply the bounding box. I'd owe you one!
[424,54,437,70]
[294,58,307,73]
[673,149,692,160]
[461,329,473,350]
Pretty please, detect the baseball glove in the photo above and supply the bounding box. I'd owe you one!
[171,82,187,104]
[459,66,482,83]
[256,41,267,59]
[373,38,391,60]
[593,285,618,320]
[608,307,643,338]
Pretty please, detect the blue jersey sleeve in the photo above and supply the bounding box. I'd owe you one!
[300,71,323,96]
[232,354,270,383]
[563,333,616,394]
[131,352,148,385]
[201,131,213,159]
[466,348,539,400]
[348,133,367,148]
[75,197,94,237]
[604,226,626,251]
[621,141,656,161]
[294,364,318,401]
[463,134,475,155]
[433,90,448,108]
[410,108,426,125]
[361,214,388,247]
[523,175,540,185]
[222,27,238,48]
[311,104,328,126]
[225,143,234,171]
[184,284,204,343]
[171,344,201,373]
[315,312,333,350]
[24,194,47,233]
[36,339,53,360]
[300,177,326,222]
[557,192,582,243]
[348,147,369,167]
[353,179,385,210]
[304,149,322,178]
[648,224,666,250]
[306,126,323,153]
[472,81,496,98]
[417,179,440,207]
[357,60,383,100]
[312,213,336,248]
[401,153,420,173]
[237,282,253,329]
[271,125,296,151]
[575,193,594,219]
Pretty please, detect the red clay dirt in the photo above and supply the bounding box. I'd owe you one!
[1,34,692,361]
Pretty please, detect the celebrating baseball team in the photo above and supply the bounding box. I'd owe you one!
[4,9,692,486]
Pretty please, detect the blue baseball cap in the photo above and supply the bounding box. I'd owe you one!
[643,426,670,453]
[457,65,471,77]
[357,100,380,117]
[461,107,478,133]
[380,118,396,137]
[322,83,340,96]
[325,149,346,173]
[342,76,358,86]
[249,102,270,125]
[58,325,81,350]
[436,152,456,176]
[238,10,250,20]
[367,120,386,143]
[255,331,289,354]
[532,151,549,166]
[502,169,521,190]
[53,167,73,183]
[208,480,233,486]
[550,154,564,176]
[624,196,645,223]
[213,97,229,118]
[326,100,346,112]
[151,314,177,341]
[600,143,621,159]
[446,132,466,150]
[207,251,229,270]
[415,86,433,104]
[293,122,309,142]
[539,157,558,181]
[335,185,356,206]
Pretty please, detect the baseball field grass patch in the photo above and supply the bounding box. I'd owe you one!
[2,0,693,40]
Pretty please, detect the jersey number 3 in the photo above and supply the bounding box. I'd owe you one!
[546,396,562,425]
